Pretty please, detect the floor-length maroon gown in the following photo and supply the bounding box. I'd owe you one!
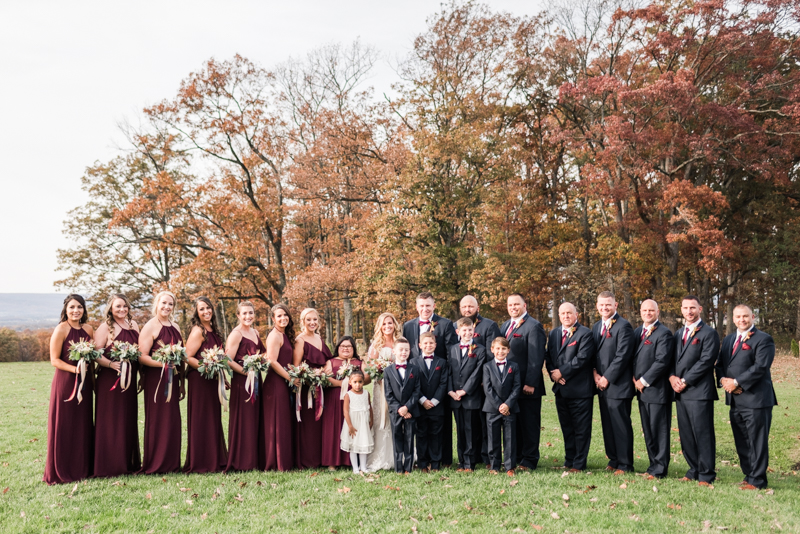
[43,325,95,484]
[260,331,295,471]
[94,326,141,477]
[225,335,264,472]
[184,330,228,473]
[139,324,183,474]
[321,357,362,467]
[295,341,332,469]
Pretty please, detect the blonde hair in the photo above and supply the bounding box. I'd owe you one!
[151,290,177,321]
[237,300,255,315]
[299,308,320,334]
[370,312,400,354]
[104,293,133,343]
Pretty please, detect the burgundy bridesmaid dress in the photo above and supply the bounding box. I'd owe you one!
[225,336,264,472]
[94,327,141,477]
[320,357,362,467]
[295,342,331,469]
[139,324,183,474]
[260,332,295,471]
[184,330,228,473]
[44,326,95,484]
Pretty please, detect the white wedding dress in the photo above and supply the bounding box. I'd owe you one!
[366,346,395,471]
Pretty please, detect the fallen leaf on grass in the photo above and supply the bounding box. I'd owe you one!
[610,503,616,509]
[70,483,78,495]
[383,485,400,491]
[20,511,25,518]
[653,486,658,493]
[589,498,598,502]
[239,481,247,488]
[717,527,729,531]
[234,494,243,502]
[766,489,775,495]
[185,500,193,505]
[300,500,309,506]
[620,483,627,489]
[668,504,682,510]
[309,472,318,477]
[450,520,458,525]
[464,502,473,511]
[512,529,525,533]
[191,493,198,498]
[550,512,560,519]
[443,484,453,488]
[334,478,342,482]
[270,483,277,489]
[499,489,505,495]
[28,438,37,443]
[426,514,434,520]
[200,513,207,520]
[410,516,419,523]
[562,494,569,501]
[3,487,8,494]
[145,492,152,500]
[629,514,640,521]
[337,487,351,494]
[510,480,519,487]
[1,463,8,467]
[531,525,543,530]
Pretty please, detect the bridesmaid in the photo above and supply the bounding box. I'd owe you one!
[366,312,401,472]
[260,303,295,471]
[43,294,95,484]
[293,308,331,470]
[93,293,141,477]
[184,296,228,473]
[224,301,264,472]
[138,290,184,474]
[321,336,366,469]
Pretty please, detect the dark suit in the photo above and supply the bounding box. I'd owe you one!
[715,328,777,488]
[460,315,501,465]
[448,343,487,469]
[499,314,547,469]
[545,323,595,470]
[404,314,458,464]
[592,313,635,472]
[384,362,422,472]
[673,320,720,483]
[633,321,675,478]
[482,359,522,471]
[413,354,449,470]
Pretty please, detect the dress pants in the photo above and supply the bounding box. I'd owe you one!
[730,405,772,488]
[515,396,541,469]
[441,399,453,465]
[554,394,593,470]
[598,394,634,471]
[453,406,477,469]
[487,412,516,471]
[676,399,716,483]
[389,412,415,472]
[638,399,671,478]
[416,413,443,469]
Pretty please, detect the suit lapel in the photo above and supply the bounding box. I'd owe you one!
[729,328,754,364]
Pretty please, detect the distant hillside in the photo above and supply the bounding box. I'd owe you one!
[0,294,67,330]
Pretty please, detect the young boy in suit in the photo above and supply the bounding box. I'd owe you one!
[414,331,449,471]
[483,336,522,476]
[384,337,421,473]
[448,317,486,472]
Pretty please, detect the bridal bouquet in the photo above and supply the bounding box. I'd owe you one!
[151,342,186,403]
[66,340,104,404]
[108,341,140,392]
[363,353,393,381]
[198,346,231,410]
[242,352,270,403]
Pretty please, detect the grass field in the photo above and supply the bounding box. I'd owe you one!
[1,359,799,533]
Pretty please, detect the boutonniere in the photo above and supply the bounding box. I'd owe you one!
[430,321,438,332]
[517,317,526,329]
[606,318,616,338]
[468,343,477,358]
[568,340,577,347]
[565,325,577,338]
[512,333,522,338]
[741,330,754,344]
[689,323,702,339]
[644,324,656,338]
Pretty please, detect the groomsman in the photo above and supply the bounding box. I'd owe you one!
[546,302,596,471]
[592,291,635,474]
[632,299,675,479]
[459,294,502,465]
[403,292,457,465]
[499,293,547,471]
[670,295,720,487]
[716,304,777,489]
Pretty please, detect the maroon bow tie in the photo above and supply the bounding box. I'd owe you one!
[419,320,431,325]
[423,356,433,360]
[396,364,407,369]
[496,361,505,367]
[460,344,470,349]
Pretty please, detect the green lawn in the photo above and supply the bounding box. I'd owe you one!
[1,360,799,533]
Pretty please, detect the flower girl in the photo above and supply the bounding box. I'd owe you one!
[340,370,374,474]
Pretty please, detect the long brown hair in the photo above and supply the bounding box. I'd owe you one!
[190,296,222,343]
[103,293,133,343]
[270,303,295,347]
[60,294,89,324]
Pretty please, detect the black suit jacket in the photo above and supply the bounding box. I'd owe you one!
[545,323,596,399]
[384,362,422,418]
[467,315,502,351]
[715,328,777,409]
[672,321,720,401]
[447,343,487,410]
[633,321,675,404]
[498,314,547,396]
[404,314,458,359]
[482,360,522,413]
[412,354,449,416]
[592,314,635,399]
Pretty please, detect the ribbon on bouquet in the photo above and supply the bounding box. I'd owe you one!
[375,380,388,430]
[340,375,350,400]
[307,386,314,409]
[217,372,229,412]
[314,385,324,421]
[110,360,132,392]
[65,359,88,404]
[154,363,174,403]
[294,385,303,422]
[244,369,259,403]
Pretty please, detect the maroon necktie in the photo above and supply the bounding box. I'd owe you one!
[505,321,515,338]
[601,324,607,338]
[733,335,742,353]
[641,328,646,340]
[682,327,690,345]
[562,329,568,346]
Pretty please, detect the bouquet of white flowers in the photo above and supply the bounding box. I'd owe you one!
[242,352,270,403]
[107,341,141,392]
[151,342,186,403]
[198,346,232,410]
[65,340,104,404]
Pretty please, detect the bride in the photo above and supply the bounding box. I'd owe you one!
[366,312,401,472]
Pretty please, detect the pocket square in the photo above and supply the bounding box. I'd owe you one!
[507,368,513,373]
[512,333,522,338]
[435,366,441,371]
[568,341,577,347]
[409,373,414,378]
[473,332,480,337]
[742,343,751,350]
[691,338,700,345]
[644,340,653,345]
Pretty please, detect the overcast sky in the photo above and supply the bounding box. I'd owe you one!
[0,0,543,293]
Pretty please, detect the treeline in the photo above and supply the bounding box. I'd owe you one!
[57,0,800,339]
[0,329,51,363]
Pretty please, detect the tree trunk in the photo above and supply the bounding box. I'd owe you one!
[726,270,736,336]
[361,310,368,344]
[325,304,333,346]
[335,305,341,341]
[343,292,353,336]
